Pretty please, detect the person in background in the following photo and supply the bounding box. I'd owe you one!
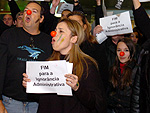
[132,0,150,112]
[0,1,53,113]
[130,31,139,44]
[61,9,71,19]
[14,11,23,27]
[93,0,125,70]
[0,19,10,36]
[107,38,140,113]
[8,0,20,24]
[23,18,107,113]
[3,14,14,27]
[67,11,109,91]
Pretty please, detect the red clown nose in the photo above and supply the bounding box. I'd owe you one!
[120,51,125,56]
[26,10,32,15]
[50,31,57,37]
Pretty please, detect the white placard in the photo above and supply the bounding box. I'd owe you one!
[27,0,50,1]
[96,31,108,44]
[139,0,150,2]
[100,11,133,36]
[26,60,73,96]
[57,2,73,14]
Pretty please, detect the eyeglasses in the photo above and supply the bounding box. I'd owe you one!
[30,37,35,48]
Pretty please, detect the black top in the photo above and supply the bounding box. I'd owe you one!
[80,40,109,91]
[0,19,10,36]
[133,5,150,113]
[0,27,52,101]
[107,61,139,113]
[37,57,106,113]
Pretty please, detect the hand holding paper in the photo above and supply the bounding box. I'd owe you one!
[93,25,103,37]
[25,60,73,96]
[22,73,30,88]
[65,74,79,91]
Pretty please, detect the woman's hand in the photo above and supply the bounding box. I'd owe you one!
[65,74,79,91]
[22,73,31,88]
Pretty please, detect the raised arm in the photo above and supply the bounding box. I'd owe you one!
[132,0,141,10]
[132,0,150,40]
[95,0,104,26]
[50,0,60,14]
[7,0,20,23]
[40,0,59,35]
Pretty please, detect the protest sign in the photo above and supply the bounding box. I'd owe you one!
[100,11,133,36]
[27,0,50,1]
[139,0,150,2]
[26,60,73,96]
[96,31,108,44]
[57,2,73,14]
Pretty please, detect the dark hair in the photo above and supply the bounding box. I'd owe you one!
[110,38,136,89]
[62,9,71,13]
[16,11,23,19]
[27,1,44,18]
[67,11,98,44]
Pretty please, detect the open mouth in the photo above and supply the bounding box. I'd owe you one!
[120,57,125,60]
[25,16,31,23]
[51,38,55,44]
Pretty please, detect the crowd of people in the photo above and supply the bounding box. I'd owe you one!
[0,0,150,113]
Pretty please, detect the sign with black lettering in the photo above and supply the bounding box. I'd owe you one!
[100,11,133,36]
[26,60,73,96]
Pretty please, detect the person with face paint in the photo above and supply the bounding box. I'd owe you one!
[7,0,59,34]
[0,1,53,113]
[107,38,140,113]
[22,18,107,113]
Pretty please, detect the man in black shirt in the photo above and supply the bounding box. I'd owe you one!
[0,1,52,113]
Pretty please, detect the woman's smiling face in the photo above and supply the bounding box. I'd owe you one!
[117,42,130,64]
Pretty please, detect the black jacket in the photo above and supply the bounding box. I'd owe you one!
[107,61,140,113]
[133,5,150,113]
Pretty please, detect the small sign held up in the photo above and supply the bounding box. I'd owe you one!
[100,11,133,36]
[27,0,50,1]
[139,0,150,2]
[57,2,73,14]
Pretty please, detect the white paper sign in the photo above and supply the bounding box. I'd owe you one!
[139,0,150,2]
[100,11,133,36]
[57,2,73,14]
[96,31,108,44]
[27,0,50,1]
[26,60,73,96]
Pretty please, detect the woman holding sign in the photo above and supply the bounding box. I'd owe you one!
[23,18,106,113]
[107,38,140,113]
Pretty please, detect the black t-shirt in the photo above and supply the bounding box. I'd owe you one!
[0,27,53,101]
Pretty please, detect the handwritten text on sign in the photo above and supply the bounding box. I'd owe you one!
[100,11,133,36]
[26,60,73,96]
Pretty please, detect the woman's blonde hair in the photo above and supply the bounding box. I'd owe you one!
[48,18,98,80]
